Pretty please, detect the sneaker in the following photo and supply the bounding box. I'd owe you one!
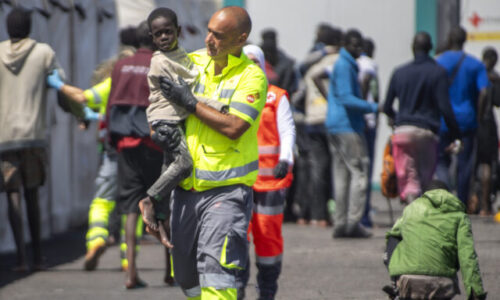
[346,223,372,238]
[332,224,346,238]
[84,241,106,271]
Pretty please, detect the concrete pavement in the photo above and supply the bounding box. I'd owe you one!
[1,191,499,300]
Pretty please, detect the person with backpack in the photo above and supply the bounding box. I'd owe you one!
[435,26,490,207]
[383,32,461,204]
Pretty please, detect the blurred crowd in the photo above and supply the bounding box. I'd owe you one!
[1,4,498,300]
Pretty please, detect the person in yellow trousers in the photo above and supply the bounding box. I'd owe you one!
[147,6,267,300]
[65,74,144,272]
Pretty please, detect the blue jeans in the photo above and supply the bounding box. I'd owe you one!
[435,131,476,205]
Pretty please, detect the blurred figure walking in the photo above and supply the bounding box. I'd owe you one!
[383,32,461,204]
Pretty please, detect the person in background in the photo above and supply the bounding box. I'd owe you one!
[357,37,379,227]
[468,47,500,215]
[260,29,297,96]
[384,180,486,300]
[383,32,461,204]
[295,25,342,226]
[73,28,139,273]
[236,44,295,300]
[323,29,379,238]
[435,26,490,208]
[0,7,83,272]
[291,24,341,225]
[106,21,164,289]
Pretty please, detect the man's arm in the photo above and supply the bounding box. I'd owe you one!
[435,72,461,141]
[160,70,267,140]
[383,73,397,121]
[312,69,329,99]
[360,73,374,100]
[193,103,250,140]
[476,88,488,125]
[476,64,491,125]
[334,62,378,113]
[47,69,87,104]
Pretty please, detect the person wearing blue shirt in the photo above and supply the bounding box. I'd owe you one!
[435,26,489,207]
[324,29,379,238]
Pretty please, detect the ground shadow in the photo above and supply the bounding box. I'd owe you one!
[0,225,86,288]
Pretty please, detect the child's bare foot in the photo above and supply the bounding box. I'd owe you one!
[145,220,173,248]
[138,197,158,231]
[157,221,173,248]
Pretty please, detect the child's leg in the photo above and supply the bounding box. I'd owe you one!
[148,124,192,200]
[141,123,192,229]
[125,213,147,289]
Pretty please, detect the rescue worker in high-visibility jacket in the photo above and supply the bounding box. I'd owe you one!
[65,75,144,272]
[150,6,267,300]
[236,45,296,300]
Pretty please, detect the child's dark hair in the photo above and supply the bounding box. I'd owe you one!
[147,7,178,31]
[7,7,32,39]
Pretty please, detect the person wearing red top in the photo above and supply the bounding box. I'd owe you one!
[106,21,164,289]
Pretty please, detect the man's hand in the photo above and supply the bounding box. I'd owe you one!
[160,76,198,113]
[445,139,462,154]
[151,124,182,151]
[83,106,100,121]
[273,161,289,179]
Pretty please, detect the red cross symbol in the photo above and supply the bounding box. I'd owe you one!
[469,12,483,28]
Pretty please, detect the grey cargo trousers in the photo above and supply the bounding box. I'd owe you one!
[170,184,253,298]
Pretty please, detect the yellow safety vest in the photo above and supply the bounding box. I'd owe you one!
[179,50,268,191]
[83,77,111,115]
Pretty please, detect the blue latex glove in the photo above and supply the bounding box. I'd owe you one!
[83,106,100,121]
[47,69,64,90]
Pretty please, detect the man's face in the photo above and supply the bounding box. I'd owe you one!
[345,36,363,59]
[205,12,244,61]
[150,16,179,52]
[483,56,497,71]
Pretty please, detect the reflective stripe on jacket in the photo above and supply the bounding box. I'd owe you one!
[84,77,111,115]
[179,50,268,191]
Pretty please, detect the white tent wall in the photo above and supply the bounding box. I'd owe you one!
[247,0,416,186]
[46,1,75,235]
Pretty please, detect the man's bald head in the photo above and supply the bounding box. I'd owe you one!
[412,31,432,55]
[205,6,252,62]
[214,6,251,36]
